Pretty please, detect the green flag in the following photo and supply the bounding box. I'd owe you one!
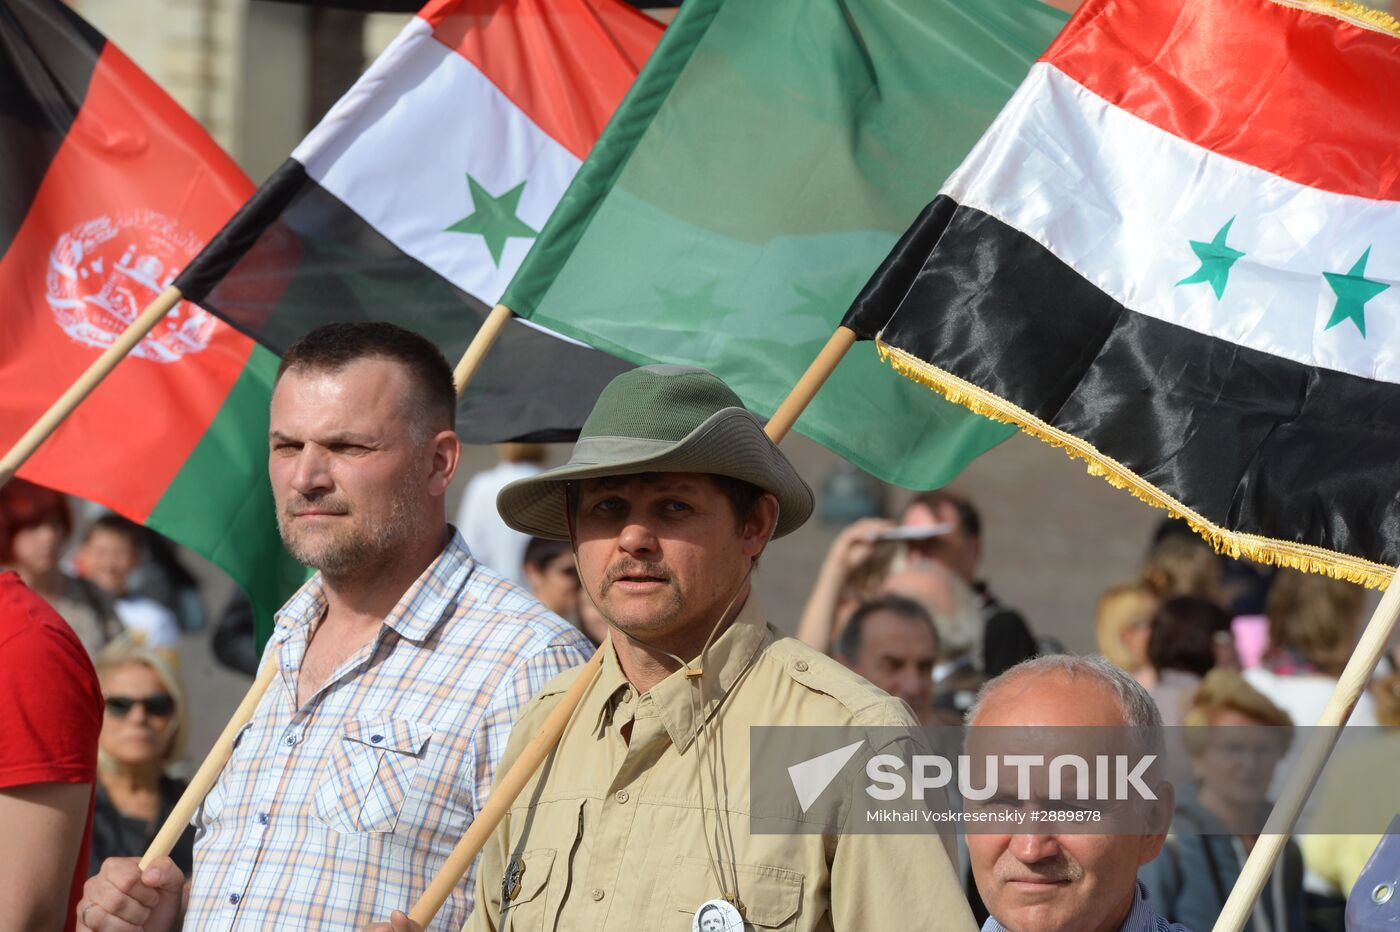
[503,0,1067,488]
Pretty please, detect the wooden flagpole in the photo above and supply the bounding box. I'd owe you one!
[765,326,857,443]
[0,284,184,487]
[141,652,280,869]
[408,648,603,924]
[139,303,523,868]
[1213,568,1400,931]
[404,323,860,927]
[453,303,514,389]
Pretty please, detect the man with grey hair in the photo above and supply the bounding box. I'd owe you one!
[967,655,1188,932]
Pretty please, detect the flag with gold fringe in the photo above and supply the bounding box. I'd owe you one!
[844,0,1400,588]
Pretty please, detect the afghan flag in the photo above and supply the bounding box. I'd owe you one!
[499,0,1071,487]
[0,0,306,626]
[847,0,1400,586]
[174,0,662,443]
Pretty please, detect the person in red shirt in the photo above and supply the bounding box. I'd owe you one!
[0,570,104,930]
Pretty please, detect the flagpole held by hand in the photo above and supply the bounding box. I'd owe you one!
[142,649,281,867]
[0,284,184,487]
[1213,567,1400,932]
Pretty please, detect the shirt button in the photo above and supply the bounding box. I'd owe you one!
[284,734,296,746]
[590,888,605,902]
[257,812,269,825]
[228,893,241,905]
[614,790,629,804]
[794,660,810,672]
[370,734,384,744]
[619,687,632,703]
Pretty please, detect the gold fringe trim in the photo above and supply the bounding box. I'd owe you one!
[876,340,1395,591]
[1266,0,1400,37]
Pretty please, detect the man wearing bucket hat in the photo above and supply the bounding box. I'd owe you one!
[438,364,974,931]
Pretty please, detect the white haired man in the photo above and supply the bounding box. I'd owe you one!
[967,655,1189,932]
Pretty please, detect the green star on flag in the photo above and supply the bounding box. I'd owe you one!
[1322,246,1387,338]
[1176,217,1246,299]
[446,174,538,266]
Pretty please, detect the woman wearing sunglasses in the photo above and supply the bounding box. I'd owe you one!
[89,642,194,876]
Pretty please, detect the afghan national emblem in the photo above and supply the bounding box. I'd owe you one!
[45,209,217,363]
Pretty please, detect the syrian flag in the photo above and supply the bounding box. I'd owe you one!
[846,0,1400,587]
[0,0,306,630]
[175,0,662,443]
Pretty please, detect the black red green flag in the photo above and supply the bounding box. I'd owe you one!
[0,0,307,638]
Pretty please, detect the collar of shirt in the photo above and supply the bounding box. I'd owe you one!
[588,595,772,752]
[981,882,1187,932]
[270,528,473,665]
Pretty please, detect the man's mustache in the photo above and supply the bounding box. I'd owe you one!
[283,495,350,517]
[600,560,673,593]
[996,853,1083,884]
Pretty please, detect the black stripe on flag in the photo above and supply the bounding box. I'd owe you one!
[850,196,1400,568]
[177,159,633,444]
[0,0,105,254]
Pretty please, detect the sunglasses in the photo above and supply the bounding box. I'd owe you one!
[104,694,176,718]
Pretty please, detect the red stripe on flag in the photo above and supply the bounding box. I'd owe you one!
[420,0,663,161]
[0,44,255,519]
[1043,0,1400,201]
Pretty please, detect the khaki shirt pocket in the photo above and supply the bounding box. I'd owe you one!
[314,715,433,834]
[667,856,805,930]
[500,848,556,932]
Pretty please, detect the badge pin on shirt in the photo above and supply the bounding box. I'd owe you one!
[693,898,744,932]
[501,857,525,907]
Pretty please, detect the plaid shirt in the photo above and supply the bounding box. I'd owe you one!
[185,530,592,931]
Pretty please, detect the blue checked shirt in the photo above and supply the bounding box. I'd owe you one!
[185,530,593,931]
[982,881,1194,932]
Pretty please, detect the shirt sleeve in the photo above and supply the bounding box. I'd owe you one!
[462,643,587,921]
[829,822,975,930]
[470,644,590,814]
[0,623,103,789]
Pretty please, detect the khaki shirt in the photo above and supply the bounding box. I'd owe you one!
[464,599,973,931]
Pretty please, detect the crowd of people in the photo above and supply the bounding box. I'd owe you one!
[1,322,1396,931]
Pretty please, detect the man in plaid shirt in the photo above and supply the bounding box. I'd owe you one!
[80,323,592,931]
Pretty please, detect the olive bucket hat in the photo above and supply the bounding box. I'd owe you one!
[496,365,814,541]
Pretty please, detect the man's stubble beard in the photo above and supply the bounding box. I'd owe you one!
[277,483,419,578]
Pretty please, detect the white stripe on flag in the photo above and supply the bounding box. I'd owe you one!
[939,63,1400,384]
[292,16,581,308]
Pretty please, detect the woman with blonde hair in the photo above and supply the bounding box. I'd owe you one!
[1095,581,1159,685]
[1141,670,1302,932]
[1143,533,1226,606]
[88,640,195,875]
